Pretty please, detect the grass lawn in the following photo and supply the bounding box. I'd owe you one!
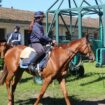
[0,62,105,105]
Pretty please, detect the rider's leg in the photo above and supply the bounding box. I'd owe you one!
[28,52,39,71]
[29,43,45,71]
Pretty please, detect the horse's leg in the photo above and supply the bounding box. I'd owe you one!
[58,78,71,105]
[5,72,14,105]
[11,70,24,105]
[34,77,52,105]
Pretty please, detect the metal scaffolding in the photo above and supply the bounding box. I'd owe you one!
[0,0,2,7]
[46,0,105,47]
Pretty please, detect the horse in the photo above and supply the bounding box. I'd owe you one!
[0,42,12,58]
[0,36,95,105]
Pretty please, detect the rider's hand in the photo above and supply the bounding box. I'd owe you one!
[52,40,56,44]
[52,40,57,46]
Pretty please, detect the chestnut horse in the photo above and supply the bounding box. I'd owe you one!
[0,36,95,105]
[0,42,12,58]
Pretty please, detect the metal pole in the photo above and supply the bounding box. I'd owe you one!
[68,0,71,8]
[47,0,64,35]
[84,0,99,13]
[102,5,105,47]
[46,11,49,34]
[78,8,82,38]
[80,0,84,7]
[48,0,59,10]
[55,10,60,44]
[68,0,72,35]
[60,14,69,32]
[99,15,103,47]
[95,0,101,12]
[73,0,78,8]
[0,0,2,7]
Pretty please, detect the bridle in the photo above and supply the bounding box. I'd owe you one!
[80,41,92,58]
[66,39,93,60]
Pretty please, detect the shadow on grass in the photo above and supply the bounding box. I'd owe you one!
[15,95,105,105]
[66,72,97,82]
[66,72,105,86]
[19,77,33,83]
[80,72,105,86]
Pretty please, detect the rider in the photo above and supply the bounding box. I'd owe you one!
[7,25,22,45]
[28,11,56,72]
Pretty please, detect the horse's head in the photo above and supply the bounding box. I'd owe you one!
[0,42,12,58]
[79,36,95,61]
[0,42,6,58]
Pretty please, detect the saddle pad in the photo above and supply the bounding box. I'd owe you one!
[20,47,36,59]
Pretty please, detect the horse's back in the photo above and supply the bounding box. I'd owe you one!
[4,45,26,64]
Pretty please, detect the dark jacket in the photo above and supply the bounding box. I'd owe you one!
[30,22,52,45]
[7,32,22,45]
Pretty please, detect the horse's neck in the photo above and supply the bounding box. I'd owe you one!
[67,41,82,59]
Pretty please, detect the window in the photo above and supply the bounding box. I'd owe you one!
[24,30,30,46]
[0,28,6,41]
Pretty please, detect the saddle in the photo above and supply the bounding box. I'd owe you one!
[19,46,51,72]
[20,47,36,59]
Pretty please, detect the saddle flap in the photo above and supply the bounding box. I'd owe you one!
[20,47,36,59]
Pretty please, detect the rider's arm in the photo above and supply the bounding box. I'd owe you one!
[7,33,12,43]
[33,26,52,43]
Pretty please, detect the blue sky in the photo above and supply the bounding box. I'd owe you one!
[1,0,55,11]
[1,0,105,12]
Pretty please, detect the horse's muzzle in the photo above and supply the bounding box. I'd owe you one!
[89,54,95,62]
[86,53,95,62]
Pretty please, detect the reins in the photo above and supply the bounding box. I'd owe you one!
[64,38,91,68]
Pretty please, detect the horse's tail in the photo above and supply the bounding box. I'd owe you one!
[0,64,8,85]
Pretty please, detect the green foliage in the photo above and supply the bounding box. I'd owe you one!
[0,58,4,70]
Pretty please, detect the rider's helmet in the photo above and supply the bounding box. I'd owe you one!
[34,11,45,18]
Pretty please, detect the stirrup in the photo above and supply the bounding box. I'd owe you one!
[28,64,35,71]
[28,64,41,76]
[35,64,41,76]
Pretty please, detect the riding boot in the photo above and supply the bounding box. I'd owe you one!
[28,51,39,71]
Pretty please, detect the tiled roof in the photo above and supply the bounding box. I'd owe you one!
[0,7,99,28]
[0,7,34,22]
[82,17,99,28]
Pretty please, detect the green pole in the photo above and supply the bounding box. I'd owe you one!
[46,11,49,34]
[70,14,72,36]
[55,10,60,44]
[78,9,82,38]
[0,0,2,5]
[99,15,103,47]
[68,0,72,36]
[102,5,105,47]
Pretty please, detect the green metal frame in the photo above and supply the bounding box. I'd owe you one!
[46,0,105,66]
[46,0,105,48]
[0,0,2,7]
[96,48,105,66]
